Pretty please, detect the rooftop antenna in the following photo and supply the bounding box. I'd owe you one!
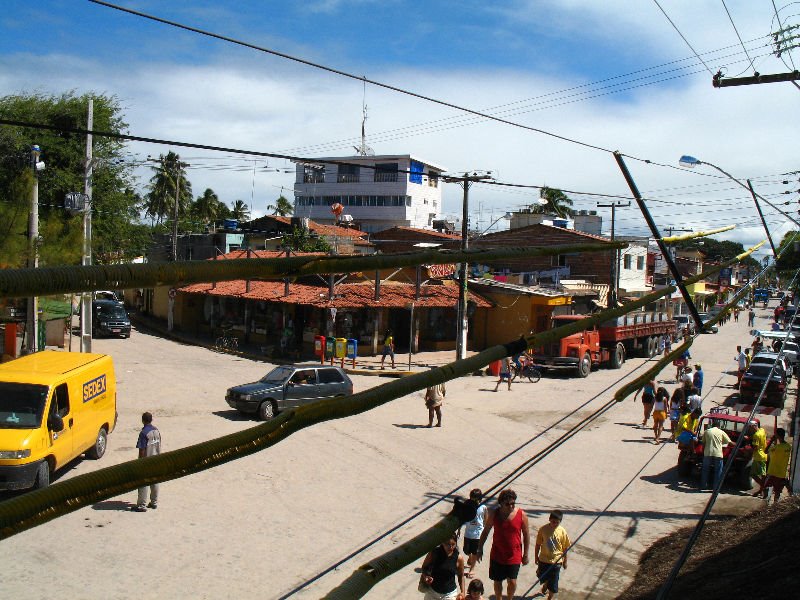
[353,77,375,156]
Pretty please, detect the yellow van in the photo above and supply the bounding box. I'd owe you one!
[0,351,117,490]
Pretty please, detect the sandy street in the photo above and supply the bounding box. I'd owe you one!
[0,303,789,599]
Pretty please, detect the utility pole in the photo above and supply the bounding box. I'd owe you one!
[171,165,185,261]
[613,152,705,333]
[81,99,94,352]
[597,201,630,308]
[746,179,777,258]
[444,171,492,360]
[26,145,43,353]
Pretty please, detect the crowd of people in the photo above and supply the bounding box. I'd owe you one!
[665,298,795,499]
[418,488,571,600]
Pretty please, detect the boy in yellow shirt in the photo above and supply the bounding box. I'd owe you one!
[535,510,571,599]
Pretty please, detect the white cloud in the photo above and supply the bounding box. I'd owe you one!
[2,2,797,266]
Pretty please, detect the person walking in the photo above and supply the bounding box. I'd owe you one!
[418,531,466,600]
[759,428,793,504]
[692,364,704,396]
[735,346,747,386]
[633,378,656,428]
[133,412,161,512]
[477,489,530,600]
[494,356,512,392]
[425,379,446,428]
[463,489,487,579]
[668,388,684,441]
[747,421,768,496]
[652,387,669,444]
[700,424,733,491]
[733,308,739,322]
[380,329,395,369]
[748,308,755,327]
[534,510,571,600]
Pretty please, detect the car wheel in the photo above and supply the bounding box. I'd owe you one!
[577,353,591,378]
[258,400,276,421]
[34,460,50,489]
[86,427,108,460]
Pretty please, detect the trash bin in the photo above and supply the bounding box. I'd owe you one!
[335,338,347,367]
[489,360,501,376]
[314,335,326,363]
[346,338,358,368]
[325,336,336,363]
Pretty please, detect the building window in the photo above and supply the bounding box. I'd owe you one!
[624,255,632,269]
[428,172,439,188]
[303,164,325,184]
[637,256,645,270]
[409,160,424,184]
[374,163,398,183]
[551,254,567,267]
[337,164,359,183]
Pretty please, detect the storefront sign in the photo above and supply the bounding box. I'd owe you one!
[425,263,456,279]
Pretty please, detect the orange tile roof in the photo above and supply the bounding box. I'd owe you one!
[180,280,491,309]
[209,249,325,260]
[268,215,368,239]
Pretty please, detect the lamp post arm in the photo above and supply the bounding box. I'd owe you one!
[700,160,800,230]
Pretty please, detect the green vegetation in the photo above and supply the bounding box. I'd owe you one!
[0,91,149,265]
[281,226,331,252]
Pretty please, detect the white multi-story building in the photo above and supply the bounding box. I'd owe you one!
[292,154,446,233]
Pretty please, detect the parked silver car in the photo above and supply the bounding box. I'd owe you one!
[226,364,354,420]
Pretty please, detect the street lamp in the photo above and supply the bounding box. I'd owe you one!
[476,212,513,237]
[678,154,800,256]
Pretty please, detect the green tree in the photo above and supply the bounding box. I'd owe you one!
[775,230,800,273]
[144,151,193,226]
[230,199,251,222]
[281,226,331,252]
[534,186,574,217]
[192,188,223,226]
[0,91,143,265]
[267,195,293,216]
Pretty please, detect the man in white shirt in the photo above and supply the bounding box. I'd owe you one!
[735,346,747,386]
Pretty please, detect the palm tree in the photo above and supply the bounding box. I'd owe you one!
[193,188,225,227]
[230,199,251,222]
[144,151,192,225]
[534,186,574,218]
[267,195,293,217]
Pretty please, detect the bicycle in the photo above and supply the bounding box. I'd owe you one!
[215,330,239,352]
[512,360,542,383]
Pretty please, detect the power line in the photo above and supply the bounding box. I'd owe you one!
[89,0,615,156]
[652,0,716,75]
[721,0,757,73]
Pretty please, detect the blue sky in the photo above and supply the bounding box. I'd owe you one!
[2,1,798,255]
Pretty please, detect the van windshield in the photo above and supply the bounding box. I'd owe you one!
[0,383,49,429]
[259,366,294,384]
[96,305,127,319]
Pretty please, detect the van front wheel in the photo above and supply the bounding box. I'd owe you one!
[86,427,108,460]
[34,460,50,489]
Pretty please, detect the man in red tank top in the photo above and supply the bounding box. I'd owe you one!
[476,489,530,600]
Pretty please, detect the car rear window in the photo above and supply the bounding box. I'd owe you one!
[318,369,345,384]
[747,365,776,377]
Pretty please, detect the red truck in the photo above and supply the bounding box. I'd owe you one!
[533,312,677,378]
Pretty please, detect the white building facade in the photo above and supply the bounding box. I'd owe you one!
[292,154,446,233]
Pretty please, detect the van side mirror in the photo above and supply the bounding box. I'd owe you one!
[48,415,64,431]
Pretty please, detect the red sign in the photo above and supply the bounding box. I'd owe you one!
[426,264,456,279]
